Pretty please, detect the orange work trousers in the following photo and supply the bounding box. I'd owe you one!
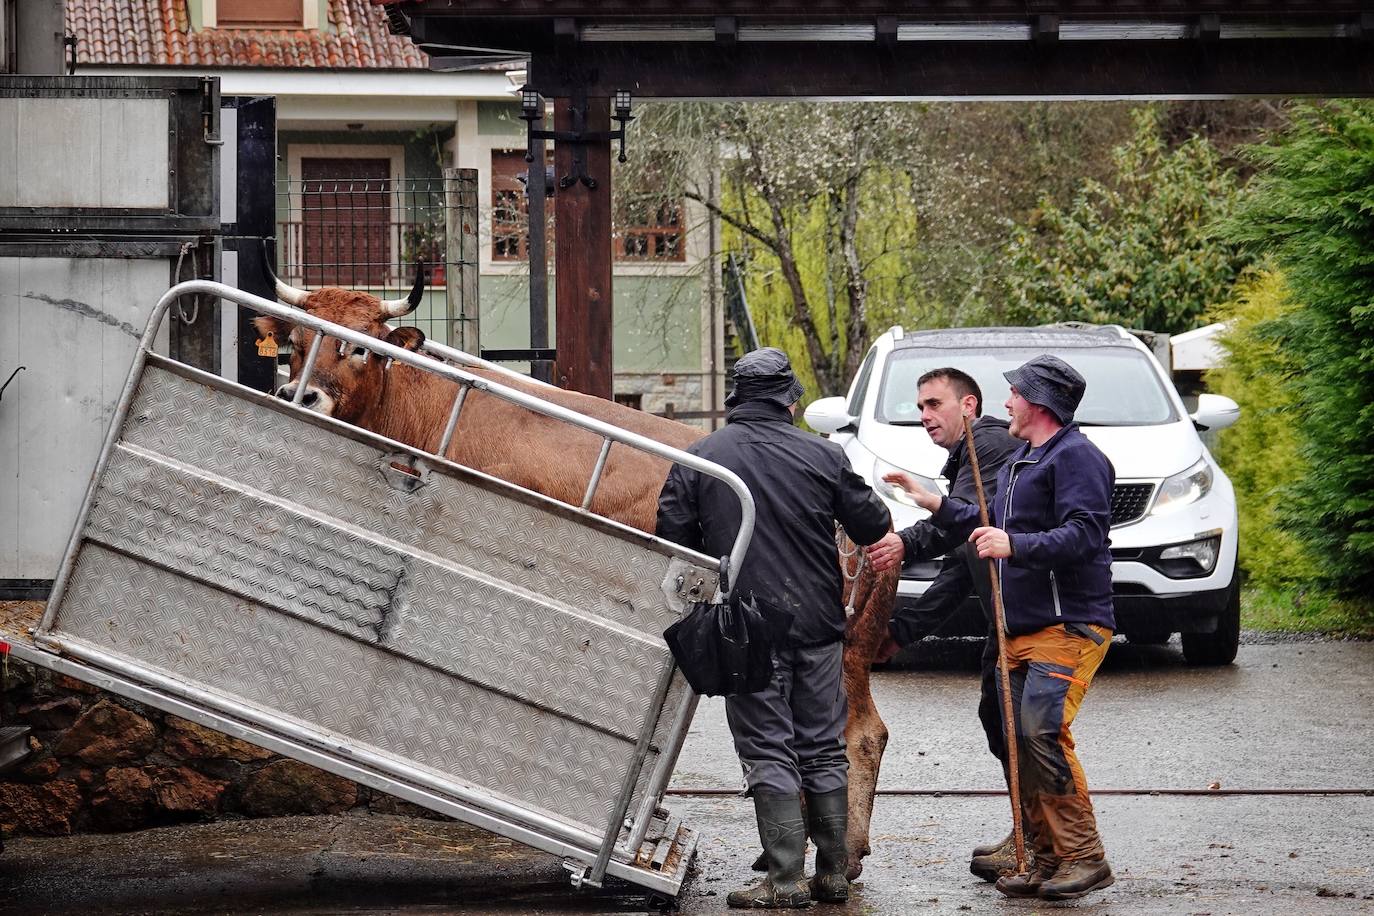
[1001,622,1112,864]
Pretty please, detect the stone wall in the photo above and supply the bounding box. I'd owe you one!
[0,660,439,837]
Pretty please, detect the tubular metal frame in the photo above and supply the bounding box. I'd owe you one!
[37,279,755,894]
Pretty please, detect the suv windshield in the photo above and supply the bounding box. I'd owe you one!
[876,345,1178,427]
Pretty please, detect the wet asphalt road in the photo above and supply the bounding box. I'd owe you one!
[2,637,1372,915]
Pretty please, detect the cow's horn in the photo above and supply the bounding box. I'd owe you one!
[260,239,309,307]
[381,262,425,317]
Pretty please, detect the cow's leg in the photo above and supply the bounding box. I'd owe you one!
[837,560,899,881]
[842,648,887,880]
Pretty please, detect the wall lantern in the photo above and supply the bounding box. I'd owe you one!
[519,86,635,190]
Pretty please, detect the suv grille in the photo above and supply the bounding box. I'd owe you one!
[1111,483,1155,527]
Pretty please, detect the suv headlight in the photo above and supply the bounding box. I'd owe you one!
[1151,457,1213,516]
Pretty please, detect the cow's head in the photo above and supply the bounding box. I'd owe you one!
[254,261,427,423]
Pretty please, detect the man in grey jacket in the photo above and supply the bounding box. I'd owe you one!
[657,348,890,908]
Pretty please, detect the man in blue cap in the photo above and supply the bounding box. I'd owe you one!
[657,347,890,908]
[906,354,1116,901]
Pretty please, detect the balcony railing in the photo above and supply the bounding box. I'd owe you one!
[275,218,447,290]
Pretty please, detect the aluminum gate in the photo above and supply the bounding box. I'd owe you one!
[7,281,755,898]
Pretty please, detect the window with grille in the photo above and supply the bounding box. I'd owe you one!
[616,200,685,262]
[296,157,392,288]
[492,149,685,262]
[492,149,548,262]
[614,153,686,262]
[217,0,304,27]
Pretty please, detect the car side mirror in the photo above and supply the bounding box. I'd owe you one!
[1190,393,1240,431]
[804,396,857,435]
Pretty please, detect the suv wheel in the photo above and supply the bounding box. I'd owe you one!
[1181,580,1241,666]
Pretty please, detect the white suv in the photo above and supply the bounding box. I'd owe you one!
[806,325,1242,665]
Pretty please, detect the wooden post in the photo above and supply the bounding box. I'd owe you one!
[444,167,480,353]
[553,95,613,398]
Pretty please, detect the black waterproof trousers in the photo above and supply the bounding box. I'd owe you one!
[724,641,848,796]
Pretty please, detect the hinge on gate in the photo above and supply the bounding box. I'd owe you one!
[563,859,600,889]
[201,77,224,147]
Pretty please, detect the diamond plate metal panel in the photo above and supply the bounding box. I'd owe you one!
[47,361,708,839]
[59,544,656,835]
[120,366,692,636]
[85,443,668,737]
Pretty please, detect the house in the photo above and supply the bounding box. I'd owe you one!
[67,0,726,423]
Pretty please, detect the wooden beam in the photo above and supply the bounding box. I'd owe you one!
[517,39,1374,98]
[399,2,1374,18]
[553,95,614,399]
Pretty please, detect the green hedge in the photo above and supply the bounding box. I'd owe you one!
[1222,103,1374,600]
[1207,270,1319,588]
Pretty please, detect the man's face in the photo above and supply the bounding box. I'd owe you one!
[1005,386,1037,441]
[917,378,973,449]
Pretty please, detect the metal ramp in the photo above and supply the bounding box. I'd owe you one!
[3,281,754,898]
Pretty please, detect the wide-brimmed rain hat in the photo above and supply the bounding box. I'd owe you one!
[1003,354,1086,425]
[726,347,805,408]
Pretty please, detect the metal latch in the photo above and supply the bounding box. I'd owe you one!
[660,558,719,610]
[381,453,430,493]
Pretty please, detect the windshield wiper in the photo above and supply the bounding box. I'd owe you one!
[884,419,926,427]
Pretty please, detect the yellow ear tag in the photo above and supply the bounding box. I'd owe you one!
[256,333,279,358]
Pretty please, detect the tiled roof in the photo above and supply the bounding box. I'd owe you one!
[69,0,429,69]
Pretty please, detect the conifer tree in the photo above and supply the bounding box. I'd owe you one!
[1224,103,1374,597]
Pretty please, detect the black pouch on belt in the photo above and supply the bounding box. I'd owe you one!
[1065,621,1107,645]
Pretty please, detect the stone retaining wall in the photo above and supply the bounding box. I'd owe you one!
[0,660,440,836]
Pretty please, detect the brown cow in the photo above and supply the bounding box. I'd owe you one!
[254,271,899,880]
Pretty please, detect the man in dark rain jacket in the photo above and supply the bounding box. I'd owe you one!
[657,347,890,908]
[917,354,1116,902]
[863,367,1021,882]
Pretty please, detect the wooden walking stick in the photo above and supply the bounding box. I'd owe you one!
[962,413,1028,874]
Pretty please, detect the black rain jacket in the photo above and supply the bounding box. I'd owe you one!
[656,399,891,648]
[888,415,1019,647]
[896,415,1020,562]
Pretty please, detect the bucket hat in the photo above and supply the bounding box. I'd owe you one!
[1003,354,1086,425]
[725,347,805,408]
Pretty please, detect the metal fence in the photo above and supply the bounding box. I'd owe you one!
[274,176,459,345]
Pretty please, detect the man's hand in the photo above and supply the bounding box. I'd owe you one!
[970,526,1012,559]
[865,531,906,572]
[882,471,941,512]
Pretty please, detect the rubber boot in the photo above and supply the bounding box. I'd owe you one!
[1038,857,1114,900]
[804,788,849,903]
[728,792,812,909]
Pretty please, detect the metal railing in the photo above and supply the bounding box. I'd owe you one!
[51,280,755,598]
[42,278,756,891]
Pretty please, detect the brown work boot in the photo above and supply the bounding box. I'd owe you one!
[994,860,1058,898]
[970,833,1034,882]
[1038,858,1114,900]
[970,831,1012,859]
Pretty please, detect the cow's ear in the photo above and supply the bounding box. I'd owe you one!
[253,315,285,342]
[385,326,426,352]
